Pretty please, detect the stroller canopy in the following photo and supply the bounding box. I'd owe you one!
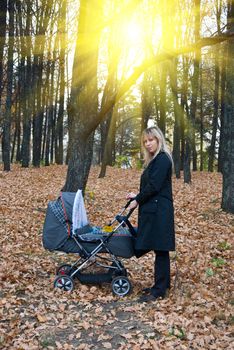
[43,192,76,250]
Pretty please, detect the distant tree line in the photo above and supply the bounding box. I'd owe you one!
[0,0,233,213]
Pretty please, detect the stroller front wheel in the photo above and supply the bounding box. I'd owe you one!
[54,275,74,292]
[111,276,131,297]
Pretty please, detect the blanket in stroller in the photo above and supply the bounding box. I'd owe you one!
[42,192,135,258]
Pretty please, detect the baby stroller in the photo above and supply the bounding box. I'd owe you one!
[43,192,136,297]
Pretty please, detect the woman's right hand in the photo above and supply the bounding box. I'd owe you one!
[126,192,136,200]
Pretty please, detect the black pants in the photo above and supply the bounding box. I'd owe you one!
[151,250,170,297]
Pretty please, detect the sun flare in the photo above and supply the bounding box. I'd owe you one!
[125,21,143,45]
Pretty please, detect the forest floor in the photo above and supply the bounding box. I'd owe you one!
[0,164,233,350]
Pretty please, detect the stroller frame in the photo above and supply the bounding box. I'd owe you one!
[54,201,136,296]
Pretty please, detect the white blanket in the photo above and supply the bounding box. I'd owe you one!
[72,189,88,234]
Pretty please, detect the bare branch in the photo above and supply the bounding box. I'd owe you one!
[91,33,234,134]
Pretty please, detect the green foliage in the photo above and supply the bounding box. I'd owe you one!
[85,188,95,202]
[211,257,226,268]
[206,267,215,277]
[217,241,231,251]
[168,326,186,340]
[135,158,143,170]
[199,151,209,170]
[115,155,131,168]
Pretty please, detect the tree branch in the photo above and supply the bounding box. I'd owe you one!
[90,33,234,134]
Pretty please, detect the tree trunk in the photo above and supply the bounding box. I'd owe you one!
[170,58,181,178]
[158,65,166,134]
[153,79,160,126]
[218,45,227,173]
[55,0,67,165]
[0,0,7,103]
[2,0,15,171]
[208,51,220,172]
[45,26,56,166]
[180,56,189,171]
[11,100,21,162]
[99,77,115,166]
[63,0,103,192]
[51,86,59,164]
[21,0,32,168]
[184,136,191,183]
[98,7,120,172]
[32,0,53,167]
[184,0,201,182]
[191,0,200,172]
[141,72,152,133]
[199,62,204,171]
[44,105,50,166]
[208,2,222,172]
[99,108,117,178]
[98,75,118,177]
[32,74,43,167]
[221,1,234,214]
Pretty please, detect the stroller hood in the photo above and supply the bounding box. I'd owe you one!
[43,192,76,250]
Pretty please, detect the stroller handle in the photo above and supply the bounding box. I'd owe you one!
[124,197,135,209]
[125,198,137,219]
[108,199,136,229]
[126,207,135,219]
[115,206,135,224]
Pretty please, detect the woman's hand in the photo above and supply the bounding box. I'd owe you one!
[126,192,136,200]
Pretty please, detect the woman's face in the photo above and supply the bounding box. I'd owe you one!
[143,134,158,155]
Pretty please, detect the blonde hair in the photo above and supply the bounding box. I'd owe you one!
[141,126,173,166]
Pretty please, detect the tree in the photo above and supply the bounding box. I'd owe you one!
[2,0,15,171]
[32,0,55,167]
[221,0,234,214]
[208,0,222,172]
[0,0,7,105]
[217,43,227,173]
[1,0,233,208]
[98,5,121,178]
[55,0,67,165]
[63,0,104,191]
[20,0,33,167]
[183,0,201,183]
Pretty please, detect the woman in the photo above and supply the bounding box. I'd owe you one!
[127,126,175,302]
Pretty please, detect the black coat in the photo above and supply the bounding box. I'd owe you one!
[135,152,175,252]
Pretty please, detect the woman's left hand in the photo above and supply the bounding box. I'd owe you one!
[126,192,136,200]
[129,199,138,210]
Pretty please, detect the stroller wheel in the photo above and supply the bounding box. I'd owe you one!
[111,276,131,297]
[56,264,73,276]
[54,275,74,292]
